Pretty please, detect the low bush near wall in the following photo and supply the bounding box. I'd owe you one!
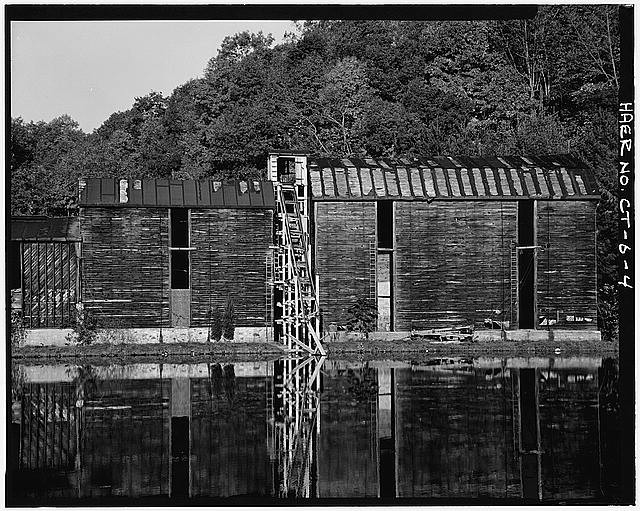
[208,307,223,341]
[222,299,235,340]
[10,310,26,349]
[66,303,98,345]
[345,298,378,339]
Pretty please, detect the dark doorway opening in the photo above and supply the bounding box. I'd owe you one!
[518,201,535,329]
[377,200,393,249]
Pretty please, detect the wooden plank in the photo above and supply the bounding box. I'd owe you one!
[485,168,498,195]
[508,169,523,195]
[559,169,575,196]
[421,167,436,197]
[346,168,362,197]
[459,168,472,196]
[321,168,336,197]
[334,168,349,197]
[522,170,537,196]
[310,170,323,198]
[396,167,412,197]
[371,168,386,197]
[471,168,485,196]
[434,168,449,197]
[360,168,374,197]
[409,168,424,197]
[574,173,587,195]
[384,169,400,196]
[447,169,461,196]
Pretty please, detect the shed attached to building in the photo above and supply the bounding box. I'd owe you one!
[10,216,81,328]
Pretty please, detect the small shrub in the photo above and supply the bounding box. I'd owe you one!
[10,310,26,349]
[346,297,378,339]
[209,307,223,342]
[222,299,235,340]
[67,303,98,345]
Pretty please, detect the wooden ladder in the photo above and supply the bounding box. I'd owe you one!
[510,242,518,327]
[369,241,377,303]
[273,183,325,356]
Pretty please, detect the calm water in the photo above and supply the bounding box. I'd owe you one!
[8,356,622,504]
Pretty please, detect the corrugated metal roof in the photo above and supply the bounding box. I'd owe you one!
[308,155,599,200]
[78,178,275,209]
[11,216,80,241]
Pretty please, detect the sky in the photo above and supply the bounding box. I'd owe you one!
[11,21,297,132]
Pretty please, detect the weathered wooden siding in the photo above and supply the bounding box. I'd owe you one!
[22,242,79,328]
[314,202,376,328]
[81,207,170,327]
[190,209,273,327]
[537,201,597,330]
[394,201,517,330]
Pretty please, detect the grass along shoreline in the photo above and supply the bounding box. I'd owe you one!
[12,336,617,365]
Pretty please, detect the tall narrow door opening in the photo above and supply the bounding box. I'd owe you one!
[170,208,190,327]
[518,201,536,329]
[377,201,394,331]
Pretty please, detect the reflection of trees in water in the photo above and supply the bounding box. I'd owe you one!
[208,363,236,404]
[72,366,98,405]
[345,368,378,400]
[599,357,618,414]
[209,363,224,397]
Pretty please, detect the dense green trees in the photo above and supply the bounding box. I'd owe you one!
[10,7,621,338]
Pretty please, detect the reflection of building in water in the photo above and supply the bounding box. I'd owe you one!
[317,361,381,497]
[14,363,273,500]
[317,358,618,501]
[11,358,621,502]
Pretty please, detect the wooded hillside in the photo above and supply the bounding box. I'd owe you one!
[10,7,620,339]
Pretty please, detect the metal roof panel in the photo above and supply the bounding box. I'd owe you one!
[11,216,81,241]
[79,178,274,208]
